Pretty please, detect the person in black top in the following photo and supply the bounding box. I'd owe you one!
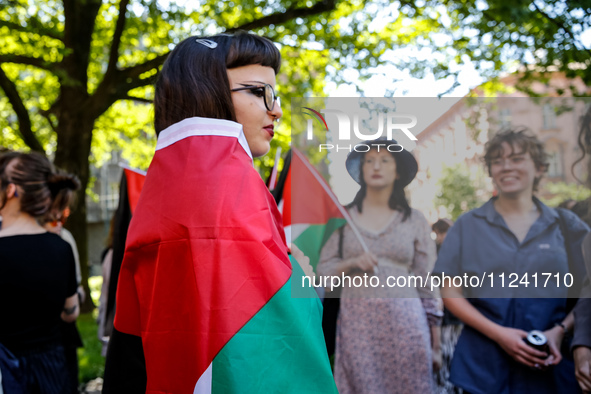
[0,151,80,393]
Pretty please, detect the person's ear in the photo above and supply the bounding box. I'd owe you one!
[7,183,18,198]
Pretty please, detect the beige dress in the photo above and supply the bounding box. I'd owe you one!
[318,207,442,394]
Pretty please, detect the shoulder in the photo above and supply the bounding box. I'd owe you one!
[60,228,75,243]
[41,232,75,256]
[0,232,72,255]
[556,206,590,232]
[407,209,433,236]
[51,233,75,253]
[409,208,429,224]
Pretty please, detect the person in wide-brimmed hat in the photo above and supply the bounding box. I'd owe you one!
[318,138,442,394]
[345,138,418,217]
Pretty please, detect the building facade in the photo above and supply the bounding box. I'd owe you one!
[408,74,590,223]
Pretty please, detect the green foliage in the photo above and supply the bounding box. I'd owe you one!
[92,99,155,170]
[77,312,104,383]
[540,181,591,207]
[3,0,590,165]
[436,163,484,220]
[76,276,104,383]
[2,0,590,316]
[440,0,591,94]
[88,275,103,307]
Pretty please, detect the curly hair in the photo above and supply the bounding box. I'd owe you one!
[483,127,549,192]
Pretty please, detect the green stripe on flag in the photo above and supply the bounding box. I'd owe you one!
[211,259,337,393]
[293,218,347,270]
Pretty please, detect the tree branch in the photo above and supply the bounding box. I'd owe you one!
[531,1,591,58]
[0,54,57,72]
[89,73,158,120]
[114,1,338,95]
[118,53,169,80]
[0,65,44,152]
[0,20,63,41]
[119,73,159,95]
[106,0,130,75]
[226,0,337,32]
[40,110,58,133]
[121,95,153,104]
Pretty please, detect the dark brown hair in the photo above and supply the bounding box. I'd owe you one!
[0,151,19,209]
[347,150,412,222]
[483,127,548,192]
[154,31,281,135]
[0,152,79,218]
[432,218,453,234]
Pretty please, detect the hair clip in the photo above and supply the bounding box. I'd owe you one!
[196,39,218,49]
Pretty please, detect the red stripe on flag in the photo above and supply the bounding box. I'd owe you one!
[123,168,146,215]
[115,134,291,393]
[290,149,345,225]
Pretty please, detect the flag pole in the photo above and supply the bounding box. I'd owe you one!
[293,149,370,254]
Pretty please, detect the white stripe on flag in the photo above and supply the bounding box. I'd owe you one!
[288,223,311,242]
[156,116,252,159]
[193,362,213,394]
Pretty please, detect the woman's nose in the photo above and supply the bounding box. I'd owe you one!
[270,98,283,120]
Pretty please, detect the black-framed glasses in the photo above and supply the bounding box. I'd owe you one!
[230,83,279,111]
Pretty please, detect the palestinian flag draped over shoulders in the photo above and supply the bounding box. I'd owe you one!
[275,149,347,271]
[113,117,336,393]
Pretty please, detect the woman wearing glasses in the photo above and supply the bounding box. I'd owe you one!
[0,151,80,393]
[103,32,336,393]
[434,129,588,394]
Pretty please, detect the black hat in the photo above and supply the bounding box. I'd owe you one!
[345,138,418,187]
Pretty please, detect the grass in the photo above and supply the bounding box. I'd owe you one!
[77,276,105,383]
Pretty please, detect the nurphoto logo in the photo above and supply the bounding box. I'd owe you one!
[302,107,418,152]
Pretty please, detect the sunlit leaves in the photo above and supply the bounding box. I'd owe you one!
[0,63,58,152]
[441,0,591,85]
[92,98,155,169]
[1,0,590,176]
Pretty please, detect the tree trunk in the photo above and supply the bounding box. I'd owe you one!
[54,111,95,313]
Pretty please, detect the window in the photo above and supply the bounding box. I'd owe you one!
[499,108,511,129]
[543,104,556,129]
[547,150,563,177]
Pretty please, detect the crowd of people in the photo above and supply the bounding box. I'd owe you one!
[1,30,591,394]
[316,128,591,394]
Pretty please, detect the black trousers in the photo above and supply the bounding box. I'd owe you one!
[15,344,73,394]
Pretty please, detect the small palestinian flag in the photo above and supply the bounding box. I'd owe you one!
[275,149,348,271]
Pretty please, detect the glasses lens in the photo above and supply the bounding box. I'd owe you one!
[265,84,275,111]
